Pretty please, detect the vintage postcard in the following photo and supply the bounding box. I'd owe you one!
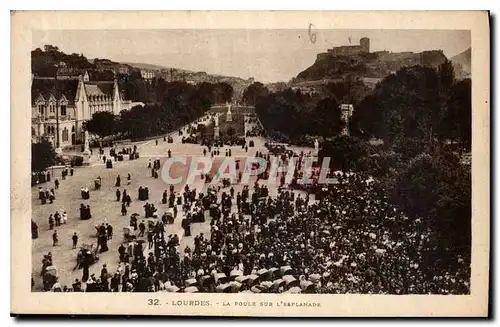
[11,11,490,316]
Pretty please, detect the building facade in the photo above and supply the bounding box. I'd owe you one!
[31,74,132,148]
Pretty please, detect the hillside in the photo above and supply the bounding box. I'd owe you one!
[450,48,471,79]
[121,62,170,71]
[296,50,448,84]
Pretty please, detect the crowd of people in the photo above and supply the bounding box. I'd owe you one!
[33,113,469,295]
[41,168,469,294]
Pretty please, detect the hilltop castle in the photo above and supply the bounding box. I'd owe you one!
[317,37,370,60]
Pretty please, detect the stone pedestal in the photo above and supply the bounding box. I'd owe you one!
[82,154,92,166]
[214,126,220,139]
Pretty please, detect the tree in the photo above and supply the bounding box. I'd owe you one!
[226,126,236,138]
[442,78,471,150]
[392,152,471,260]
[351,66,441,149]
[243,82,269,106]
[32,139,57,173]
[318,135,370,172]
[83,111,117,139]
[314,97,343,137]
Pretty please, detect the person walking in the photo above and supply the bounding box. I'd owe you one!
[72,232,78,249]
[107,224,113,240]
[52,230,58,246]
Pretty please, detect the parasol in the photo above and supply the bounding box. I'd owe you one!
[166,285,180,293]
[309,274,322,282]
[216,283,231,293]
[230,270,243,278]
[235,275,249,283]
[185,278,198,286]
[184,286,199,293]
[286,286,302,294]
[260,281,273,289]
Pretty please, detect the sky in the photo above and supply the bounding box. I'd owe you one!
[33,29,471,83]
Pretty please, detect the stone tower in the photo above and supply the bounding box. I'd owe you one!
[360,37,370,53]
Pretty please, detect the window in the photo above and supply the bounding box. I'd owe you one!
[62,128,68,142]
[60,105,67,116]
[50,105,55,113]
[38,105,45,115]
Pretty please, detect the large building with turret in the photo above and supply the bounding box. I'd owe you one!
[317,37,370,60]
[31,71,135,148]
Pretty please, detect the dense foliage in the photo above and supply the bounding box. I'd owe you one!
[352,61,471,151]
[82,111,117,139]
[82,81,233,140]
[31,138,57,172]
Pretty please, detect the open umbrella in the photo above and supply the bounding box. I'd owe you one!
[184,286,199,293]
[229,281,242,292]
[280,266,292,276]
[286,286,302,294]
[215,272,227,279]
[235,275,249,283]
[230,270,243,278]
[309,274,322,282]
[250,285,264,293]
[260,281,273,289]
[300,280,314,290]
[268,267,279,275]
[283,275,299,288]
[185,278,198,287]
[166,285,180,293]
[247,274,259,283]
[216,283,231,293]
[257,268,268,276]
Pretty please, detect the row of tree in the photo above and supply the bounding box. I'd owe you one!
[84,81,234,140]
[352,61,471,151]
[248,60,471,152]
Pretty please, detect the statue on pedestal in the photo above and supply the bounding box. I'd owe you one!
[314,139,319,156]
[226,103,232,122]
[82,130,91,155]
[213,114,220,139]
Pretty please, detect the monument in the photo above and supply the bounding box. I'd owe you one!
[340,104,354,136]
[314,139,319,156]
[226,103,232,122]
[82,130,91,155]
[80,130,92,166]
[213,114,220,139]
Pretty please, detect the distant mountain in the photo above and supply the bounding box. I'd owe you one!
[450,48,471,79]
[121,61,253,100]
